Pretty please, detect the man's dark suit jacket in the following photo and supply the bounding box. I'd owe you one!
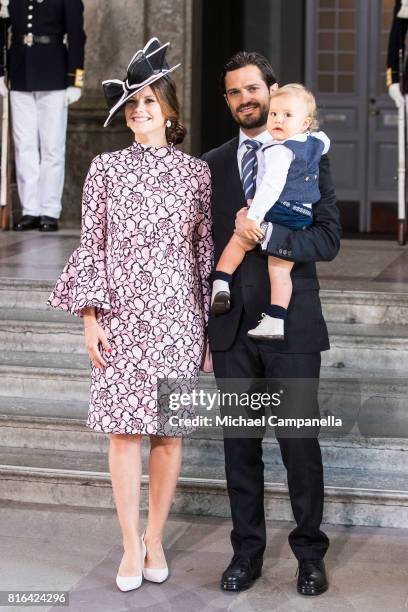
[202,136,342,354]
[0,0,86,91]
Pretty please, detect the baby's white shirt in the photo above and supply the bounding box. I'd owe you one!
[247,131,330,223]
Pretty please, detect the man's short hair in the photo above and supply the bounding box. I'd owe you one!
[221,51,277,94]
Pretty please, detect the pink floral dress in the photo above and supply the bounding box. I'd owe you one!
[47,142,213,435]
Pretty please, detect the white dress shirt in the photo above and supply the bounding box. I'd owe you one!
[247,131,330,223]
[237,129,273,189]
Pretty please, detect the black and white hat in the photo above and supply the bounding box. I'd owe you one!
[102,37,181,128]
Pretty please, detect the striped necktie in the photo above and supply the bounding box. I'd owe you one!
[241,139,262,200]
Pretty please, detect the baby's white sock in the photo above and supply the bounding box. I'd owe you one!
[211,279,230,305]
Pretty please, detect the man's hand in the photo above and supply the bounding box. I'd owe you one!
[0,77,8,98]
[66,86,82,105]
[389,83,404,109]
[234,207,264,241]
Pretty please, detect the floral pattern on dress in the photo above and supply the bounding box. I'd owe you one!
[47,142,213,435]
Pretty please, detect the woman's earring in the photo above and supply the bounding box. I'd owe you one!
[166,119,172,128]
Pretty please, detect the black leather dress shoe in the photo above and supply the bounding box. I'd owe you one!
[221,556,263,591]
[297,559,328,596]
[13,215,41,231]
[39,215,59,232]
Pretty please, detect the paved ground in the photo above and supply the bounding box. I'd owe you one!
[1,500,408,612]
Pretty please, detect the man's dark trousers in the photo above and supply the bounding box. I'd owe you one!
[212,312,329,562]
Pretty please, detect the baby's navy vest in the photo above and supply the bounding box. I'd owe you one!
[265,134,324,204]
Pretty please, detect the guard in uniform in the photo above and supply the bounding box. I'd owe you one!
[0,0,86,231]
[387,0,408,108]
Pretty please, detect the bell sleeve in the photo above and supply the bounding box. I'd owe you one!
[193,162,213,324]
[47,155,111,317]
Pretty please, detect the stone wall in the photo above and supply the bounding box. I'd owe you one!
[62,0,195,227]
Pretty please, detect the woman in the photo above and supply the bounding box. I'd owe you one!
[47,38,213,592]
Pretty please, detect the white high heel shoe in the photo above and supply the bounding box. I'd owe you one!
[142,533,169,583]
[116,540,147,592]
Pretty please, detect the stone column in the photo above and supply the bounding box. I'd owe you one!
[144,0,195,152]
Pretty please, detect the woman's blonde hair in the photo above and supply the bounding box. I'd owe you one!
[270,83,319,131]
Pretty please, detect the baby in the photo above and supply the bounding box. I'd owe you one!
[210,83,330,340]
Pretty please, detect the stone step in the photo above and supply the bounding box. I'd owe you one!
[0,308,84,353]
[0,352,217,401]
[0,350,407,436]
[1,413,408,473]
[321,290,408,325]
[322,323,408,372]
[1,312,408,379]
[1,307,408,376]
[0,395,89,420]
[0,351,90,401]
[1,275,408,326]
[0,278,54,310]
[0,446,406,527]
[0,306,78,324]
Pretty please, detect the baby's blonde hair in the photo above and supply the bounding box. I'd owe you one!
[269,83,319,131]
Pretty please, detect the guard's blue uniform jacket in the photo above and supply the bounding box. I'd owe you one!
[0,0,86,91]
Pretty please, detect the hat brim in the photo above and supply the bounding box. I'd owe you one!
[103,64,180,128]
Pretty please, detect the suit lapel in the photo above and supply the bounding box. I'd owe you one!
[223,137,246,214]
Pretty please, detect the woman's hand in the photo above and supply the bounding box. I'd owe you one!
[234,207,264,242]
[82,307,111,369]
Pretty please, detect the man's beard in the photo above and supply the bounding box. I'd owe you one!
[234,102,269,129]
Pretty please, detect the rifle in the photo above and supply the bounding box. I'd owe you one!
[397,47,407,245]
[0,18,12,231]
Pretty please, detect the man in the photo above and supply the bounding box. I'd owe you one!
[386,1,408,241]
[202,52,341,596]
[387,0,408,109]
[0,0,86,231]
